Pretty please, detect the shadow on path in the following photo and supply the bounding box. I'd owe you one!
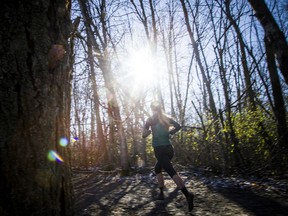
[191,173,288,216]
[215,187,288,216]
[73,170,288,216]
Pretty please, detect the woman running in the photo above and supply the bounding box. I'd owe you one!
[142,101,194,212]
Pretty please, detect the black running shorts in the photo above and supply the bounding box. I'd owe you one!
[154,145,177,178]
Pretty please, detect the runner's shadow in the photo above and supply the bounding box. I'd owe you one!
[143,188,180,216]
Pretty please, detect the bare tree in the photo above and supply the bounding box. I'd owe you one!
[248,0,288,84]
[86,23,109,165]
[223,0,256,107]
[159,1,179,119]
[264,35,288,164]
[129,0,163,101]
[78,0,129,174]
[179,0,225,169]
[247,0,288,158]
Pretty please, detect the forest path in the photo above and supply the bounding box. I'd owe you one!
[73,168,288,216]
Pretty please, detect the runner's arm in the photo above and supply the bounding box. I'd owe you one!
[169,119,181,135]
[142,118,152,138]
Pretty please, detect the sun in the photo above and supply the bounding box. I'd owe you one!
[121,46,161,90]
[127,48,156,81]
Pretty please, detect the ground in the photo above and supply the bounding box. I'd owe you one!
[73,167,288,216]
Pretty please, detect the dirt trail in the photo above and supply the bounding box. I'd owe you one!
[73,169,288,216]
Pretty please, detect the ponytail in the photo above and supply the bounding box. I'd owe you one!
[150,101,170,128]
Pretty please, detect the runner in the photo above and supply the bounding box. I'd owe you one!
[142,101,194,212]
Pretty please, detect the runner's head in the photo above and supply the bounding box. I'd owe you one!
[150,101,170,127]
[150,101,161,114]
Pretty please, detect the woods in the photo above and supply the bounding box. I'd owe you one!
[70,0,288,174]
[0,0,287,215]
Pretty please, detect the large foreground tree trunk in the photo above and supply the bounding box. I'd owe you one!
[0,1,74,215]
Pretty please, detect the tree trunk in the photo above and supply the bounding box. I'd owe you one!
[130,0,163,101]
[87,30,108,165]
[104,70,130,175]
[0,1,74,215]
[73,81,83,167]
[224,0,256,107]
[224,0,274,168]
[264,35,288,164]
[78,0,129,174]
[248,0,288,84]
[180,0,223,168]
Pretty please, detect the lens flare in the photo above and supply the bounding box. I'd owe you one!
[59,137,69,147]
[47,150,64,163]
[72,137,78,143]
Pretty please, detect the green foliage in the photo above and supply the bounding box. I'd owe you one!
[231,107,278,168]
[145,136,154,155]
[169,106,281,174]
[233,107,276,149]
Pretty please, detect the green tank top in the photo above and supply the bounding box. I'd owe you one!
[151,122,170,147]
[144,115,181,148]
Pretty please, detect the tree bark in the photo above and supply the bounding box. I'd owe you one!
[248,0,288,84]
[0,0,74,215]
